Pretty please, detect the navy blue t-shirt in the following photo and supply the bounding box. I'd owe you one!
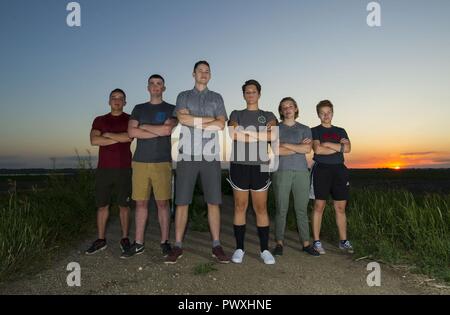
[130,101,175,163]
[311,125,349,164]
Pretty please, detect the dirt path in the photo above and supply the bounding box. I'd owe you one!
[1,196,448,295]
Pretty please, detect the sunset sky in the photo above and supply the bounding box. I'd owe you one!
[1,0,450,169]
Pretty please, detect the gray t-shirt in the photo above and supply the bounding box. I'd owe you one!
[311,125,349,164]
[228,109,277,165]
[278,122,312,171]
[130,101,176,163]
[174,87,228,159]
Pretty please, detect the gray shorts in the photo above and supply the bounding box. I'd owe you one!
[175,159,222,205]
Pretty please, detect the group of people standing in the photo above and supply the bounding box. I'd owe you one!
[86,60,353,266]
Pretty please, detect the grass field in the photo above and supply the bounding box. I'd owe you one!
[0,168,449,283]
[0,167,96,282]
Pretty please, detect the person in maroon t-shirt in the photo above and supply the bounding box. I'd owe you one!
[85,88,133,256]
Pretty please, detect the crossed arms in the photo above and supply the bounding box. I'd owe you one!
[90,129,132,146]
[312,138,351,155]
[227,120,278,143]
[127,118,178,140]
[277,138,312,156]
[176,108,226,131]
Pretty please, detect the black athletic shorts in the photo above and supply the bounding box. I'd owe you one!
[95,168,132,207]
[312,163,349,201]
[227,163,271,192]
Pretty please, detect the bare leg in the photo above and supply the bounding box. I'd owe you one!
[118,206,130,238]
[250,190,269,227]
[233,190,249,225]
[175,205,189,243]
[135,200,149,244]
[312,199,326,241]
[97,205,109,239]
[156,200,170,243]
[334,200,348,240]
[207,204,221,241]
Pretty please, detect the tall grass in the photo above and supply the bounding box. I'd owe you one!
[189,171,449,282]
[0,156,96,282]
[318,188,450,282]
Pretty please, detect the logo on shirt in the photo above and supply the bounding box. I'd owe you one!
[322,132,341,142]
[258,116,267,124]
[155,112,166,124]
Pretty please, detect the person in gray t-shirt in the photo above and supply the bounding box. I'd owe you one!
[125,74,177,259]
[167,61,229,265]
[272,97,319,257]
[227,79,278,265]
[229,109,277,165]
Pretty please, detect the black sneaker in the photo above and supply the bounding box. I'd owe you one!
[120,242,144,259]
[160,241,172,257]
[271,244,283,256]
[303,245,320,257]
[165,246,183,264]
[120,237,131,253]
[85,239,107,255]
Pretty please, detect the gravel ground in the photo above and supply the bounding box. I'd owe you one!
[1,196,448,295]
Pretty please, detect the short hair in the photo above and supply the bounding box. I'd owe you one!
[148,74,165,84]
[242,79,261,94]
[109,88,126,99]
[278,97,299,120]
[193,60,210,72]
[316,99,334,115]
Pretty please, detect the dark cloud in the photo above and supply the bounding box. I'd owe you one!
[0,155,98,169]
[0,155,20,160]
[432,158,450,163]
[400,151,436,156]
[55,155,95,161]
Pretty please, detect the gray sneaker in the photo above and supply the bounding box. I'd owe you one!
[120,242,144,259]
[313,240,326,255]
[339,240,354,254]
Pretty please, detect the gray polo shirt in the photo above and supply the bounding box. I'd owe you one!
[278,122,312,171]
[174,87,228,159]
[130,101,175,163]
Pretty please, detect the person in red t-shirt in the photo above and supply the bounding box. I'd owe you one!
[85,88,133,256]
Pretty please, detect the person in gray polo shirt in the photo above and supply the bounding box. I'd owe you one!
[165,60,230,264]
[271,97,319,257]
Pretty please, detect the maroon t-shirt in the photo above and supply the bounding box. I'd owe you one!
[92,112,131,169]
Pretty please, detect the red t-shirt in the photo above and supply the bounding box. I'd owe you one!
[92,112,131,169]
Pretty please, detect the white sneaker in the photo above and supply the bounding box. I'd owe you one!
[260,250,276,265]
[339,240,354,254]
[313,240,326,255]
[231,249,245,263]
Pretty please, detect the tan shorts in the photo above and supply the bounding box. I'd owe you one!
[132,161,172,201]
